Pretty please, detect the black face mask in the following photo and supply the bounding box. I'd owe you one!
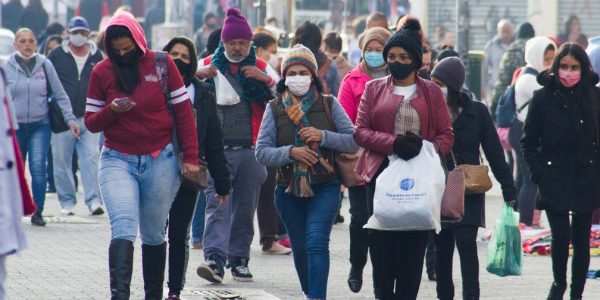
[389,61,416,80]
[114,48,142,66]
[206,23,217,30]
[174,58,191,77]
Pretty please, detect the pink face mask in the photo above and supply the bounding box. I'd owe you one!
[558,69,581,88]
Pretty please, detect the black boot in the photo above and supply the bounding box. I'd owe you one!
[547,282,567,300]
[347,266,363,293]
[109,239,134,300]
[142,243,167,300]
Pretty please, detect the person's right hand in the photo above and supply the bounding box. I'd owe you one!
[290,147,319,165]
[507,200,518,212]
[110,100,136,113]
[195,65,218,79]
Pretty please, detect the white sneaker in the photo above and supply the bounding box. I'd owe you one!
[262,242,292,255]
[61,208,75,216]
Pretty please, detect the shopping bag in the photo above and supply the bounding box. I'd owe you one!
[486,204,522,276]
[364,141,445,232]
[214,70,241,106]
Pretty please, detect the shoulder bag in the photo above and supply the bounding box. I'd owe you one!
[322,94,364,187]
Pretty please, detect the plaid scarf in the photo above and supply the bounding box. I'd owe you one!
[210,42,273,103]
[283,87,334,197]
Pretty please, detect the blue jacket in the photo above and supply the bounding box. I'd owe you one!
[5,53,75,125]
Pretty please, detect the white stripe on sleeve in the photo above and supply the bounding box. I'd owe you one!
[170,93,190,105]
[85,105,101,113]
[86,98,105,106]
[170,86,187,98]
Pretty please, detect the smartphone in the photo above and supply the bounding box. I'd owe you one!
[113,97,132,106]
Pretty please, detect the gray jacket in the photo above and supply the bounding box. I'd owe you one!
[482,36,510,95]
[256,96,358,167]
[5,52,75,125]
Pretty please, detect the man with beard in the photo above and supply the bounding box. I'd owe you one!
[195,7,279,283]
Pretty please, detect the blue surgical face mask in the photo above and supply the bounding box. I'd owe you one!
[364,51,385,68]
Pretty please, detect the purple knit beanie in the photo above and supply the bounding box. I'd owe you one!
[221,7,253,42]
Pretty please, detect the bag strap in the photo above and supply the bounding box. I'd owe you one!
[154,51,170,101]
[322,94,337,132]
[41,61,53,99]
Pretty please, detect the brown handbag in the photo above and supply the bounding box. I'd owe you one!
[322,95,365,187]
[440,151,465,222]
[455,154,493,195]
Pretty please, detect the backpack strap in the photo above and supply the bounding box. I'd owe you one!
[322,94,336,132]
[41,60,53,99]
[154,51,169,99]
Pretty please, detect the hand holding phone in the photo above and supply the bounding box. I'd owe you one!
[110,97,136,113]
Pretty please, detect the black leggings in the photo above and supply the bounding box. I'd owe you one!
[167,186,200,295]
[434,225,479,300]
[348,185,369,270]
[546,211,592,298]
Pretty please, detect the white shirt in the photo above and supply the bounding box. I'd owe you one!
[186,83,196,104]
[70,51,88,76]
[393,84,417,102]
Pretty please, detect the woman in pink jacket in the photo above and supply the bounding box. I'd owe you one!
[354,23,454,299]
[337,27,391,294]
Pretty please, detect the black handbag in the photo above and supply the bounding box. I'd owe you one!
[42,63,69,133]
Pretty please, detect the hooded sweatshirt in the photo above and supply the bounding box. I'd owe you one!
[85,12,199,165]
[515,37,556,122]
[5,53,76,125]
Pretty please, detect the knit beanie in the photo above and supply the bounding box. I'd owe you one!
[383,21,423,68]
[517,22,535,39]
[431,57,465,92]
[221,7,252,42]
[281,44,318,76]
[359,27,392,52]
[437,48,459,61]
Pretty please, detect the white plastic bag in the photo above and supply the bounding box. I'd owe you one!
[364,141,445,233]
[214,70,240,106]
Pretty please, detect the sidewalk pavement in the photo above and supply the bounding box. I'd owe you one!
[5,185,600,299]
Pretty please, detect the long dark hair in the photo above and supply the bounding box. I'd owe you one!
[105,25,141,95]
[550,42,600,139]
[446,86,471,117]
[563,15,580,36]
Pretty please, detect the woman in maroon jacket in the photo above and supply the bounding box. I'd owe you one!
[84,12,199,299]
[354,24,453,299]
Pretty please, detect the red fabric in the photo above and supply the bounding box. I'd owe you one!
[85,13,198,165]
[354,76,454,182]
[338,65,372,124]
[511,67,523,84]
[104,12,148,55]
[13,134,36,216]
[202,55,269,145]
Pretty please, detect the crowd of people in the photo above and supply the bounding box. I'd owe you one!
[2,2,600,300]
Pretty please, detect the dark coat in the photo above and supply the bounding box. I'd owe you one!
[19,4,48,37]
[521,72,600,214]
[191,77,230,196]
[47,42,104,118]
[1,1,24,33]
[446,96,517,227]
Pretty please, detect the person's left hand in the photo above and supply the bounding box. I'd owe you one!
[182,163,200,182]
[70,123,80,139]
[241,66,270,83]
[299,127,323,144]
[216,194,229,204]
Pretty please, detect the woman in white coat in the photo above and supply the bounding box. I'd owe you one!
[0,64,29,300]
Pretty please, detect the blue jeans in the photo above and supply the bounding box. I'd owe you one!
[52,117,102,211]
[275,179,341,299]
[191,191,206,244]
[98,144,180,245]
[16,119,51,213]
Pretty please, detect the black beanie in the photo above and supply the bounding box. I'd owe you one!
[383,22,423,68]
[517,22,535,39]
[431,57,465,92]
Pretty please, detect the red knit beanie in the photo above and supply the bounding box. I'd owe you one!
[221,7,253,42]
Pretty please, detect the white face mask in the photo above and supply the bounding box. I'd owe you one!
[285,75,312,96]
[70,33,88,47]
[440,87,448,101]
[268,53,279,69]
